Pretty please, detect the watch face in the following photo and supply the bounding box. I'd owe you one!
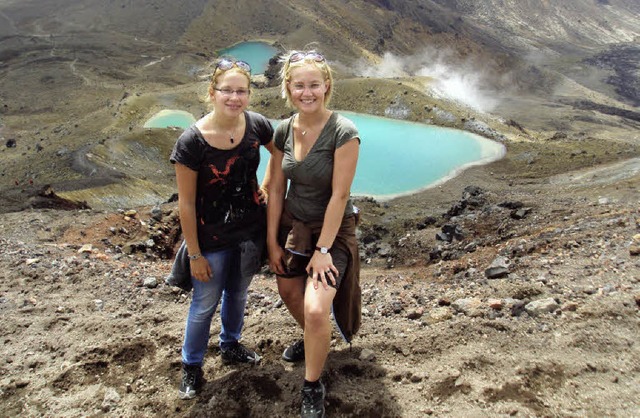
[315,246,330,254]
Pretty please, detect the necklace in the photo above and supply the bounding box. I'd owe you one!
[210,113,238,144]
[298,114,312,137]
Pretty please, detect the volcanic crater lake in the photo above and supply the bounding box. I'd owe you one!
[218,41,279,74]
[145,110,504,199]
[143,110,196,129]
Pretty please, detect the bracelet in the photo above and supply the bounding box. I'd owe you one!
[188,253,202,260]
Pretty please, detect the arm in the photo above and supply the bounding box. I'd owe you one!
[175,162,212,282]
[307,138,360,289]
[266,145,287,275]
[259,140,277,204]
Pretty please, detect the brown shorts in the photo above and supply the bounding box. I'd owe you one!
[277,227,349,289]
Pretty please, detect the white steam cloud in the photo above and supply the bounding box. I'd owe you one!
[355,52,410,78]
[353,49,502,113]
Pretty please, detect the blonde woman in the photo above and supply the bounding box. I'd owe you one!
[170,58,276,399]
[267,50,362,418]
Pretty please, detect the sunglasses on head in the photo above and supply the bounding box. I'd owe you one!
[289,51,326,64]
[215,58,251,74]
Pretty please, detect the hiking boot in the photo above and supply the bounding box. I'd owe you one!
[178,363,203,400]
[220,342,262,365]
[301,380,325,418]
[282,339,305,362]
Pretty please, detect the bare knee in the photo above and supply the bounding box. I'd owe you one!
[277,278,304,305]
[304,303,330,330]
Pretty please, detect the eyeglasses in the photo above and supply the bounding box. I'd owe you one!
[215,58,251,74]
[289,82,325,93]
[289,51,326,64]
[213,87,250,97]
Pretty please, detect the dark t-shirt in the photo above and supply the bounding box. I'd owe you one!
[170,110,273,251]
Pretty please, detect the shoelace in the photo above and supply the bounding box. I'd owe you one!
[301,387,321,412]
[228,344,254,359]
[184,370,197,386]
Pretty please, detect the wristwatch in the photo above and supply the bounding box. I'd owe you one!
[315,246,330,254]
[188,253,202,260]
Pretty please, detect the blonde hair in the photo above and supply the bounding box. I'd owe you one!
[279,50,334,108]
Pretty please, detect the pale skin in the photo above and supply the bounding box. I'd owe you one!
[266,63,359,381]
[175,69,276,282]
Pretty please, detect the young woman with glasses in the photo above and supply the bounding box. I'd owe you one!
[169,58,277,400]
[266,50,362,418]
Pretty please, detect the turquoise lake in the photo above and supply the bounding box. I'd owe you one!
[144,110,196,129]
[218,41,279,74]
[145,110,504,199]
[259,112,504,199]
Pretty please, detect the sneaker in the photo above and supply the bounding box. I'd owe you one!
[220,342,262,365]
[178,363,203,400]
[301,380,325,418]
[282,339,305,362]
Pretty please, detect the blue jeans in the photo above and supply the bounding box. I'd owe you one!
[181,239,262,366]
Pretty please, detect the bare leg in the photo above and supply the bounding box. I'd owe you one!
[276,276,306,329]
[303,280,336,382]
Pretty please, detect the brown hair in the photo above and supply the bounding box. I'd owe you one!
[205,61,251,105]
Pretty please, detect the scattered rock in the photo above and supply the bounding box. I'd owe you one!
[525,298,560,316]
[359,348,376,362]
[511,207,532,220]
[78,244,93,254]
[428,307,453,323]
[451,298,483,317]
[143,277,158,288]
[485,256,510,279]
[488,299,503,310]
[101,388,121,412]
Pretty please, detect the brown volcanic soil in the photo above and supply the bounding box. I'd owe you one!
[1,147,639,416]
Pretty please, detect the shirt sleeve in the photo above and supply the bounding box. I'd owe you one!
[274,117,293,152]
[254,113,275,146]
[335,115,361,149]
[169,127,202,171]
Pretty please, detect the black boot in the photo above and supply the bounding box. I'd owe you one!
[178,363,203,400]
[301,380,325,417]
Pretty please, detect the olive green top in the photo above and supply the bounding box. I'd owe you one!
[274,112,360,222]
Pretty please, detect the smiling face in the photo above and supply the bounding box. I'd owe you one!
[208,69,250,117]
[280,52,334,109]
[287,65,330,113]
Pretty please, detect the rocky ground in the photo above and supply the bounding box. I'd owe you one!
[1,149,639,417]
